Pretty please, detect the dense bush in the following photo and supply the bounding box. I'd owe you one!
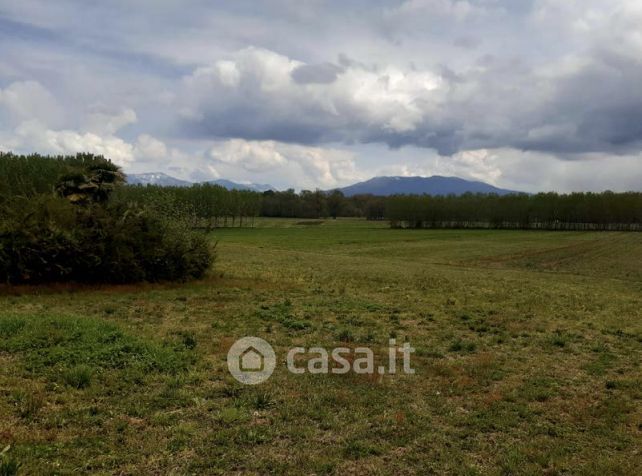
[0,196,212,284]
[0,153,213,284]
[0,197,212,283]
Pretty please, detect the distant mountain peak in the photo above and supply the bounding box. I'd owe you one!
[207,179,274,192]
[126,172,191,187]
[336,175,519,197]
[126,173,274,191]
[126,172,516,196]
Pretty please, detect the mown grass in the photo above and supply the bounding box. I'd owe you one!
[0,218,640,474]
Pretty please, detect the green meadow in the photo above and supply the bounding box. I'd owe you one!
[1,219,641,474]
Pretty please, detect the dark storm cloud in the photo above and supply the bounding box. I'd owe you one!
[175,39,642,157]
[151,1,642,159]
[291,63,344,84]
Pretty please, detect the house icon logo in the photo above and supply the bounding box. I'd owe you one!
[227,337,276,384]
[240,346,265,372]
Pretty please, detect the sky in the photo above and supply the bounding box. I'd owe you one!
[1,0,642,192]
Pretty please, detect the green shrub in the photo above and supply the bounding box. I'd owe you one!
[0,197,213,283]
[0,153,213,284]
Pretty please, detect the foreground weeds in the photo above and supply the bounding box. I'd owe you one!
[1,219,640,474]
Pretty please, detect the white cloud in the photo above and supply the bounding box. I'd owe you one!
[85,108,137,135]
[179,46,443,141]
[3,120,135,166]
[214,61,241,87]
[134,134,168,161]
[438,149,503,184]
[207,139,362,189]
[5,125,180,170]
[0,81,140,167]
[0,80,62,127]
[185,48,300,92]
[279,142,362,188]
[209,139,286,171]
[475,148,642,193]
[175,37,642,158]
[389,0,488,22]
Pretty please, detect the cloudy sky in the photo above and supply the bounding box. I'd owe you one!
[1,0,642,192]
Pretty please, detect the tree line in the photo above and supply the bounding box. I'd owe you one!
[2,152,640,233]
[113,184,262,229]
[112,187,388,224]
[260,189,386,220]
[385,192,642,231]
[115,185,642,231]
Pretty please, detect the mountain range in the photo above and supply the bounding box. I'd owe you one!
[126,173,520,196]
[126,172,192,187]
[126,173,273,192]
[208,179,274,192]
[336,175,518,197]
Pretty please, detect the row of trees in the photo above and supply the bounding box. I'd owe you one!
[386,192,642,230]
[260,189,386,220]
[114,186,388,224]
[115,185,642,231]
[114,184,262,229]
[4,152,639,233]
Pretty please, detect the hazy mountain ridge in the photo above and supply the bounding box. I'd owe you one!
[206,179,274,192]
[127,173,520,196]
[126,173,274,192]
[337,176,520,197]
[126,172,192,187]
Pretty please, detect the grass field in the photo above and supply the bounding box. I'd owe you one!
[1,219,641,475]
